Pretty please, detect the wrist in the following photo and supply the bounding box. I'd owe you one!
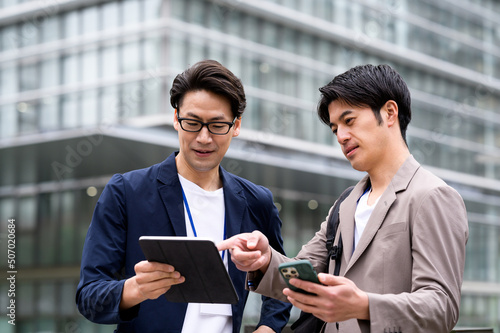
[356,290,370,320]
[254,325,275,333]
[120,277,145,310]
[259,246,272,274]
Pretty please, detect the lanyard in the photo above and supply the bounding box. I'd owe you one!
[357,185,371,203]
[181,188,227,261]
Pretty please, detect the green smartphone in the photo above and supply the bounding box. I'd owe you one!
[278,260,321,294]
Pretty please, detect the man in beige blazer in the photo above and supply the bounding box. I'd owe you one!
[219,64,469,333]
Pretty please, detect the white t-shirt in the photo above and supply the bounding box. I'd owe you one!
[178,174,232,333]
[353,189,380,251]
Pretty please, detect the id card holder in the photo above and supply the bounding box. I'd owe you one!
[200,303,232,316]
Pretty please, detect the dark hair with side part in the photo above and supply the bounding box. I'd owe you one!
[170,59,246,118]
[317,64,412,145]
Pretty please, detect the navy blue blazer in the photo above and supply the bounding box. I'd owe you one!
[76,152,291,332]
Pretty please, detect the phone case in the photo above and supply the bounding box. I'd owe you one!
[278,260,320,294]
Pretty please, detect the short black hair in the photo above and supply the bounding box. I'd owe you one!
[170,59,246,118]
[317,64,412,144]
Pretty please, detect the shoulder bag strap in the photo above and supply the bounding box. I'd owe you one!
[326,186,354,275]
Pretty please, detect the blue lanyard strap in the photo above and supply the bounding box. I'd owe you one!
[181,188,197,237]
[181,187,227,261]
[357,185,371,204]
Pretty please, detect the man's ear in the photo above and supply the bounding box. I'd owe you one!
[384,100,399,127]
[232,117,241,137]
[173,109,180,131]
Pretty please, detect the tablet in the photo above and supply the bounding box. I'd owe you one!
[138,236,239,304]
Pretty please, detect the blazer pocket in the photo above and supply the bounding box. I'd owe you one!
[377,221,407,238]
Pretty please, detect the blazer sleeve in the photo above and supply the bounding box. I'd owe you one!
[367,185,469,332]
[250,220,331,302]
[76,174,139,324]
[254,187,292,332]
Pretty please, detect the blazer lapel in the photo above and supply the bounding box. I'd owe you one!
[157,152,187,237]
[219,167,246,294]
[342,155,421,274]
[220,168,245,238]
[345,186,397,272]
[339,179,368,267]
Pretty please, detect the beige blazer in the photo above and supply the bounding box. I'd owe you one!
[253,156,469,333]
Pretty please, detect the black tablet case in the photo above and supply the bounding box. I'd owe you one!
[139,236,239,304]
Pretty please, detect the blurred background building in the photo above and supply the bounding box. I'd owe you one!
[0,0,499,332]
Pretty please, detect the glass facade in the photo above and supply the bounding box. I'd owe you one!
[0,0,499,331]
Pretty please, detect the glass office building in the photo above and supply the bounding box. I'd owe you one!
[1,0,499,331]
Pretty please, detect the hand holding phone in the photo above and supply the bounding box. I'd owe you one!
[278,260,320,294]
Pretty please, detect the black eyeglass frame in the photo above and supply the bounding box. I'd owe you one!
[177,117,238,135]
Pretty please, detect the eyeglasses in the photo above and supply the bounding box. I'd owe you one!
[177,117,237,135]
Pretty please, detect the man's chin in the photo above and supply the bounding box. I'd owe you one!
[348,160,365,172]
[192,159,220,173]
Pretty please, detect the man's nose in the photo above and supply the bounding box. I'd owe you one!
[196,126,213,143]
[336,126,349,143]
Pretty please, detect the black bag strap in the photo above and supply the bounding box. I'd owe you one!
[326,186,354,276]
[290,186,355,333]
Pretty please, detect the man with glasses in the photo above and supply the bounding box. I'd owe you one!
[76,60,291,333]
